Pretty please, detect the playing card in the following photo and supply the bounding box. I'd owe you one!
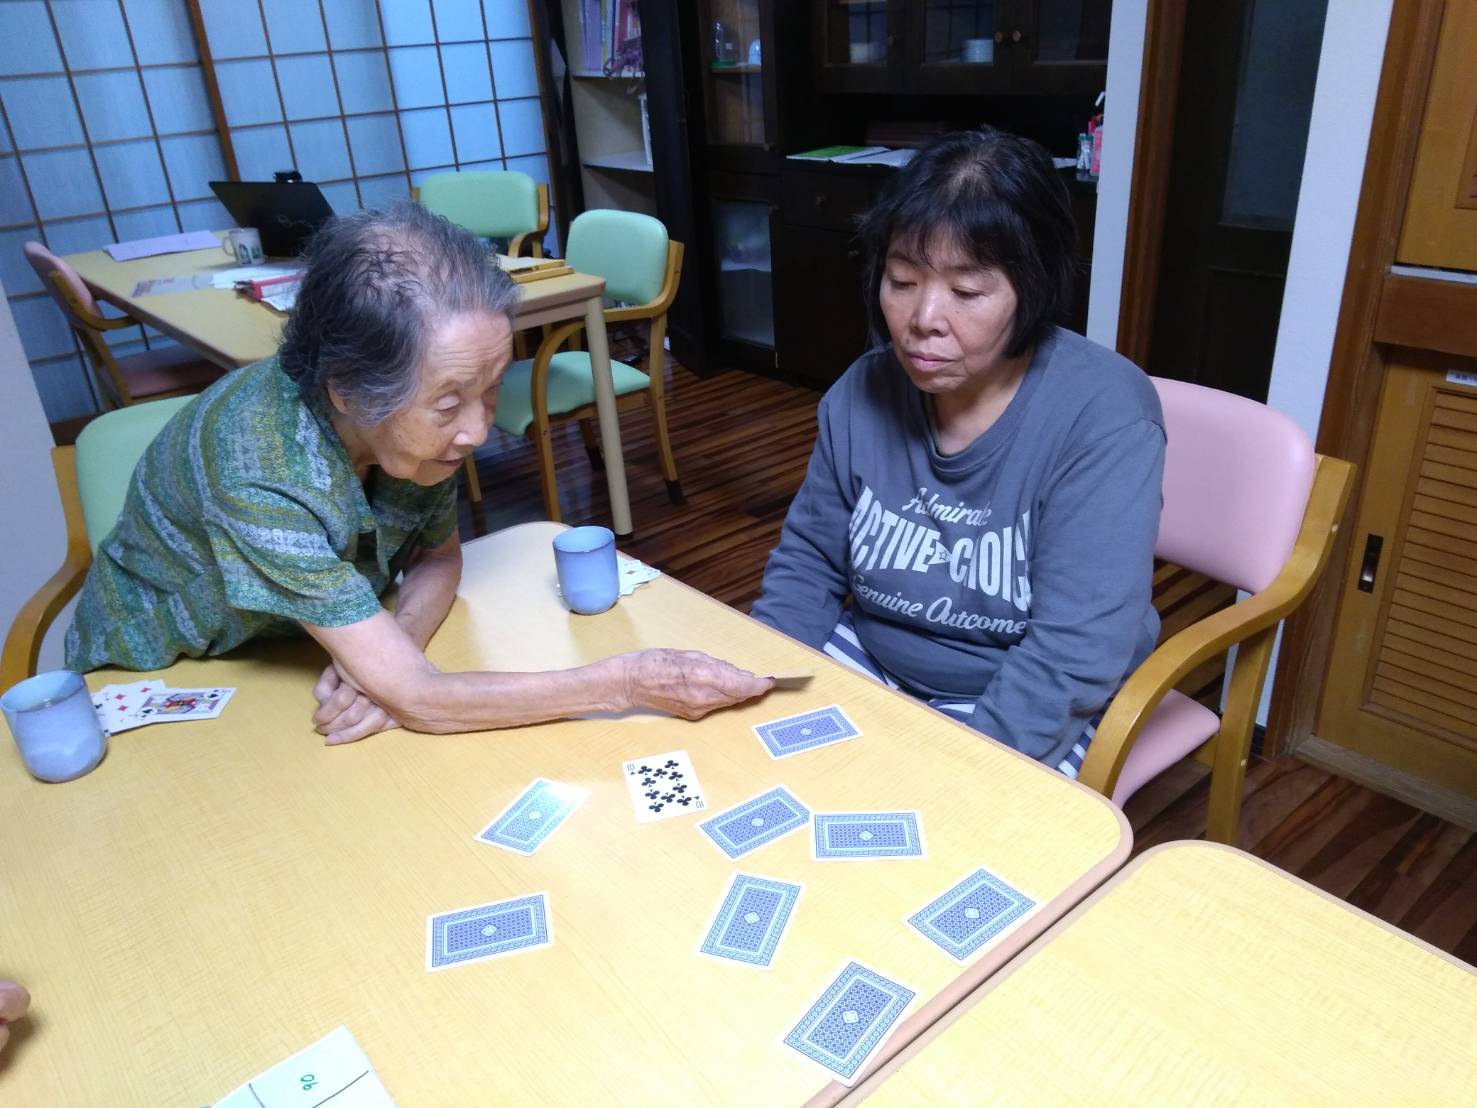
[91,680,161,734]
[781,961,916,1085]
[135,686,234,723]
[212,1025,397,1108]
[697,786,810,860]
[906,867,1037,963]
[696,873,802,969]
[766,673,814,689]
[622,749,707,822]
[426,893,552,971]
[753,705,860,759]
[476,779,590,855]
[812,812,925,861]
[616,553,661,596]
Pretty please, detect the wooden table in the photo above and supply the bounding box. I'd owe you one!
[847,841,1477,1105]
[0,522,1129,1105]
[65,238,635,536]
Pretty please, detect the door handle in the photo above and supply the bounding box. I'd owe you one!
[1356,534,1384,593]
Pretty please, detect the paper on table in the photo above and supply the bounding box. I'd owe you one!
[131,274,212,297]
[213,1026,396,1107]
[105,230,219,262]
[209,263,305,289]
[497,254,544,271]
[842,148,916,167]
[262,287,299,312]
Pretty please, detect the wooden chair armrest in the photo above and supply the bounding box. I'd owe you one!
[0,447,91,690]
[507,231,532,258]
[527,319,588,402]
[1078,453,1356,795]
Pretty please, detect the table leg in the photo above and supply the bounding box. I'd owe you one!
[583,296,632,536]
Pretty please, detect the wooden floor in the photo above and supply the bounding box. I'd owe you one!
[461,352,1477,965]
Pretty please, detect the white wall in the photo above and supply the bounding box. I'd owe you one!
[0,279,71,679]
[1091,0,1395,726]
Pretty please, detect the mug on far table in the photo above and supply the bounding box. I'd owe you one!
[222,227,264,265]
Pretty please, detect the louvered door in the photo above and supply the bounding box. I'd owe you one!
[1318,354,1477,797]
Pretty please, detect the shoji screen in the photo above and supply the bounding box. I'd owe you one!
[1,0,233,421]
[200,0,549,216]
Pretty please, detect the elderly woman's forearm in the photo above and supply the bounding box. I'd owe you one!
[393,662,629,733]
[393,537,462,648]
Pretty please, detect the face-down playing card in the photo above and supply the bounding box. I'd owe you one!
[753,705,860,759]
[697,786,810,860]
[426,893,552,971]
[697,873,802,969]
[622,749,707,822]
[476,778,591,855]
[906,867,1036,963]
[782,961,916,1084]
[812,812,925,860]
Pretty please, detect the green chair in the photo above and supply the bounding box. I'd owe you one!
[1,396,192,691]
[414,170,548,258]
[492,209,685,523]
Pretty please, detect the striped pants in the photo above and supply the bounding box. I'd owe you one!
[821,612,1093,779]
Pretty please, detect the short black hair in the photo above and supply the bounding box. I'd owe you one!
[855,127,1077,359]
[279,201,519,425]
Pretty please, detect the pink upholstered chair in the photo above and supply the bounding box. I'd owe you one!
[1076,377,1355,844]
[23,242,224,410]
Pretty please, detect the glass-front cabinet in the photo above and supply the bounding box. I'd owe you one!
[699,0,777,159]
[817,0,1109,94]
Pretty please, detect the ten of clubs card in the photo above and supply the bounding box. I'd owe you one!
[621,749,707,822]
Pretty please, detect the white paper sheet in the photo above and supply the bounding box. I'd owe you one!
[208,263,306,289]
[105,230,220,262]
[213,1026,396,1108]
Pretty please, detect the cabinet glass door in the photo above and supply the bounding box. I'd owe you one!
[703,0,767,147]
[920,0,998,67]
[1033,0,1111,63]
[713,199,774,349]
[822,0,889,69]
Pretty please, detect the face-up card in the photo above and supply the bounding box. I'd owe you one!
[134,686,234,724]
[697,786,810,860]
[622,749,707,822]
[476,778,590,855]
[753,705,860,759]
[426,893,552,971]
[906,867,1037,963]
[696,873,802,969]
[616,553,662,596]
[781,961,916,1085]
[91,680,161,734]
[812,812,926,861]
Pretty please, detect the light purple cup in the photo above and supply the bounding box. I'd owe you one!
[1,670,108,783]
[553,526,619,615]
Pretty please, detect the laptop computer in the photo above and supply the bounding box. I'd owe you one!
[208,180,336,259]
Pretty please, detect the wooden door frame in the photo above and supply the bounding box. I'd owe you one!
[1116,0,1447,756]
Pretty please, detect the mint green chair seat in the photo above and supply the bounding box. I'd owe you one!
[415,170,548,257]
[2,395,193,688]
[492,210,686,523]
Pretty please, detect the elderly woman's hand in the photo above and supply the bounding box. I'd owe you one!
[0,979,30,1054]
[615,649,773,720]
[312,661,400,746]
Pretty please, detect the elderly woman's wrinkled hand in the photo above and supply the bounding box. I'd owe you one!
[0,979,30,1054]
[617,649,773,720]
[312,661,399,746]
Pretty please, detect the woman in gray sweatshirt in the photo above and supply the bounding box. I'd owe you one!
[752,127,1165,776]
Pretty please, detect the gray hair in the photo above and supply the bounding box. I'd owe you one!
[279,201,520,424]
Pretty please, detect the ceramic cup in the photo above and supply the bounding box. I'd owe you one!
[962,37,994,63]
[553,526,619,615]
[2,670,107,783]
[849,40,884,64]
[222,227,264,265]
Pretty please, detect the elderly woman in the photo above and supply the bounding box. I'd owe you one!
[752,128,1165,777]
[66,203,770,743]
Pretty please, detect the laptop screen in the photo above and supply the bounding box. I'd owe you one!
[208,180,336,259]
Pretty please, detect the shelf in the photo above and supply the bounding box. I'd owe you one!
[710,63,762,74]
[583,151,654,174]
[572,70,645,80]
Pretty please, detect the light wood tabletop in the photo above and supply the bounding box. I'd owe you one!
[64,237,636,534]
[847,841,1477,1106]
[0,522,1129,1105]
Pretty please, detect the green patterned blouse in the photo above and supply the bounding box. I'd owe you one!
[65,357,458,673]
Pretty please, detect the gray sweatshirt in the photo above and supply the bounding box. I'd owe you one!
[752,327,1165,768]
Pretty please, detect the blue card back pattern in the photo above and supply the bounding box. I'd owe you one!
[426,893,552,971]
[907,868,1035,962]
[753,705,860,759]
[813,812,925,860]
[476,778,590,855]
[698,874,802,968]
[698,787,810,860]
[783,961,915,1083]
